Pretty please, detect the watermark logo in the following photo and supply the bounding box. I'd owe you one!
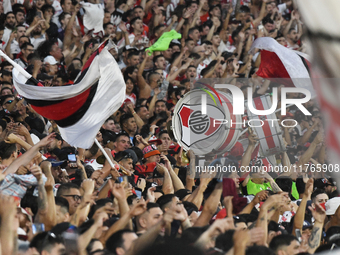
[201,85,312,116]
[172,79,313,156]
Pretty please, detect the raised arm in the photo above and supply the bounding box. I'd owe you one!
[137,53,152,98]
[307,204,326,253]
[40,161,57,231]
[241,131,257,187]
[194,182,223,227]
[3,133,56,175]
[296,130,323,168]
[161,155,185,191]
[63,4,80,51]
[292,179,313,236]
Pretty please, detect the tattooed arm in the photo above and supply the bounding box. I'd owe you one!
[263,172,282,193]
[292,179,313,236]
[256,193,288,246]
[308,203,326,253]
[31,165,48,224]
[185,150,196,191]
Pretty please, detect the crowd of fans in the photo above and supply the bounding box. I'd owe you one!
[0,0,338,254]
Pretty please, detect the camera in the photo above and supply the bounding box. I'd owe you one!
[71,0,78,6]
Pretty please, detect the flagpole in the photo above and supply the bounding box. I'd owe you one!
[0,50,31,79]
[94,139,131,176]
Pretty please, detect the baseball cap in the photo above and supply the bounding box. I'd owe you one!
[149,135,162,145]
[325,197,340,215]
[315,178,333,190]
[138,162,157,175]
[174,189,192,201]
[153,168,163,179]
[44,55,58,65]
[102,130,116,145]
[143,144,160,158]
[18,206,32,223]
[46,158,66,167]
[124,149,138,165]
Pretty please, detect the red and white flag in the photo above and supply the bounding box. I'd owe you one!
[6,40,125,149]
[297,0,340,190]
[250,37,316,98]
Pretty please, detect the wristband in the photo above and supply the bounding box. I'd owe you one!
[149,132,154,136]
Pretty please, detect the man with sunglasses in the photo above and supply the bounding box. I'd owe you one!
[0,94,17,114]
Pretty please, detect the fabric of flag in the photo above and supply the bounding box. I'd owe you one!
[11,40,125,149]
[80,2,105,38]
[250,37,316,98]
[297,0,340,191]
[146,30,181,56]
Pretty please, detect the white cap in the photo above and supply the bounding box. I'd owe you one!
[43,55,58,65]
[325,197,340,215]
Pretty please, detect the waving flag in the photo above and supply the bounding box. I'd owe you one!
[297,0,340,191]
[250,37,316,98]
[146,30,182,56]
[2,40,125,149]
[80,1,105,38]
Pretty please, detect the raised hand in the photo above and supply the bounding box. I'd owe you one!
[308,203,326,224]
[109,180,127,200]
[253,190,269,204]
[30,164,43,181]
[93,211,109,227]
[81,179,95,193]
[147,186,156,202]
[37,133,56,147]
[5,133,19,144]
[129,199,148,217]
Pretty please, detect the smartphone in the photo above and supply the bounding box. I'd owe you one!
[68,154,76,162]
[135,187,142,198]
[32,223,45,234]
[37,12,42,18]
[118,176,124,183]
[295,229,302,243]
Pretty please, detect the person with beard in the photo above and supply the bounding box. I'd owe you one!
[14,9,26,25]
[283,11,302,50]
[2,12,17,48]
[28,18,47,49]
[44,133,64,159]
[285,28,300,50]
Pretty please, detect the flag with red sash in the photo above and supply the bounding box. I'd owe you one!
[8,40,125,149]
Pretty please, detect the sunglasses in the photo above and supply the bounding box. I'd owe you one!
[5,100,13,104]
